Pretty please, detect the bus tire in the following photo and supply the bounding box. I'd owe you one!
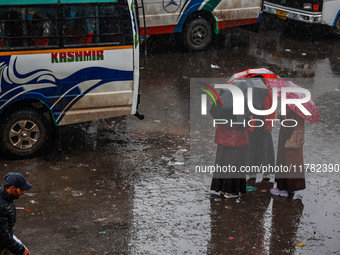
[0,109,50,158]
[184,18,213,51]
[332,14,340,37]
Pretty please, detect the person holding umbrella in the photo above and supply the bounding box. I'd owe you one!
[271,106,306,197]
[226,68,280,182]
[210,118,249,199]
[267,78,321,197]
[210,78,270,199]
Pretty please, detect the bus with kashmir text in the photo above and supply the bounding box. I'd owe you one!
[0,0,142,157]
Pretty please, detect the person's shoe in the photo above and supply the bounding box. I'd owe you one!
[270,188,289,197]
[224,193,240,199]
[247,174,256,181]
[262,175,271,181]
[270,188,279,195]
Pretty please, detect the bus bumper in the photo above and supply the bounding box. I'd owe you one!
[263,2,322,24]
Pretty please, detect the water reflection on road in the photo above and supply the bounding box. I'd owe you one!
[1,15,339,255]
[128,15,340,255]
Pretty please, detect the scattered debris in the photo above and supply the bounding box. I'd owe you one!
[71,191,83,197]
[168,162,185,166]
[94,218,107,222]
[25,193,36,197]
[178,149,188,152]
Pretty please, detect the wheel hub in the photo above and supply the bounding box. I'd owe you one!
[9,120,40,149]
[192,26,207,45]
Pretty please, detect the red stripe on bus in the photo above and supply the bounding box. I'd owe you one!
[140,25,176,35]
[218,18,258,29]
[139,19,257,36]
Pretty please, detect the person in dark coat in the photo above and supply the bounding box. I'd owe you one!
[271,107,306,197]
[0,173,32,255]
[246,90,276,181]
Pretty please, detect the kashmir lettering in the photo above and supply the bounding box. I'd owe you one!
[51,50,104,63]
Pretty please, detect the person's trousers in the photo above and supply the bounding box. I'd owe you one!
[0,249,15,255]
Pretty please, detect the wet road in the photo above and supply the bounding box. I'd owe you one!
[1,14,340,255]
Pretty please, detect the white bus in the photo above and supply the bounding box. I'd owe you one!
[0,0,142,157]
[137,0,263,51]
[263,0,340,36]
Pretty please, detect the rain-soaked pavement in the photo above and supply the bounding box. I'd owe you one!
[1,14,340,255]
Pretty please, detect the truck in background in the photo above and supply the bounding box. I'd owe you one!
[263,0,340,36]
[137,0,263,51]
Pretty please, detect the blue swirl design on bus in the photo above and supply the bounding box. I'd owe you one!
[0,56,133,125]
[174,0,204,32]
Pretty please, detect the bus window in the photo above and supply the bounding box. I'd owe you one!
[0,6,57,49]
[0,22,4,48]
[97,5,121,44]
[26,7,57,47]
[62,6,96,45]
[0,9,23,48]
[62,3,133,47]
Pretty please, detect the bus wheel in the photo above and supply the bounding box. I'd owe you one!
[332,14,340,37]
[184,18,213,51]
[0,109,50,158]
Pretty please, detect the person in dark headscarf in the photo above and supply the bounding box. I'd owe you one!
[271,106,306,197]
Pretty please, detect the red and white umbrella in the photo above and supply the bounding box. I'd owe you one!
[227,68,281,84]
[267,78,321,123]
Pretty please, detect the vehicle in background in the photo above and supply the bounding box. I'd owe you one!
[0,0,142,158]
[137,0,263,51]
[263,0,340,36]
